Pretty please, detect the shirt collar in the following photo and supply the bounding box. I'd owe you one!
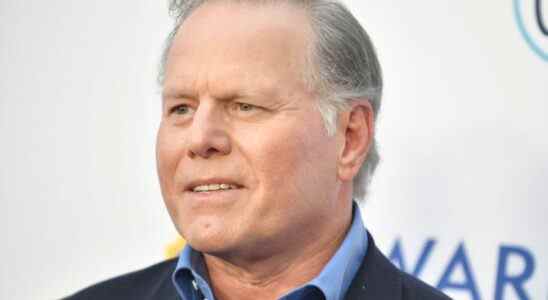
[172,201,368,300]
[172,246,215,300]
[280,202,368,300]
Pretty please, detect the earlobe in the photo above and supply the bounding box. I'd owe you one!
[337,101,374,181]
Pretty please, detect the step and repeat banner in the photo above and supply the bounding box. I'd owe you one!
[361,1,547,299]
[1,0,546,299]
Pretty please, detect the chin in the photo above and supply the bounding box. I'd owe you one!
[179,219,234,253]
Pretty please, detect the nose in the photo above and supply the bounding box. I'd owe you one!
[187,102,231,159]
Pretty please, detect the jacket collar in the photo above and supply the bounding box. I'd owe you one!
[162,232,403,300]
[344,231,402,300]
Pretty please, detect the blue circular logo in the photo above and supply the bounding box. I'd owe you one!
[514,0,548,61]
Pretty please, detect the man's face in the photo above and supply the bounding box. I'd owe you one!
[157,2,343,258]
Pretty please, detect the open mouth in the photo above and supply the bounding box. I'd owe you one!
[191,183,241,192]
[185,178,245,193]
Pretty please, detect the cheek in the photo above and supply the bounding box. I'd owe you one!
[241,118,336,197]
[253,131,303,181]
[156,126,186,195]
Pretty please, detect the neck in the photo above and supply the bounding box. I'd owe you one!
[204,201,353,300]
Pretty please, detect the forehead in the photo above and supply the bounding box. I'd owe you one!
[163,1,314,96]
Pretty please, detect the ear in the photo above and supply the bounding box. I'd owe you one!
[337,101,374,181]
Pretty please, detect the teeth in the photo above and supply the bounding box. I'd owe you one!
[193,183,237,192]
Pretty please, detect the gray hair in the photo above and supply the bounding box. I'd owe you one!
[159,0,383,201]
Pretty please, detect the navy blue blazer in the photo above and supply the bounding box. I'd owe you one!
[65,232,451,300]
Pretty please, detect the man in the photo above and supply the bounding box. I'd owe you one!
[67,0,451,299]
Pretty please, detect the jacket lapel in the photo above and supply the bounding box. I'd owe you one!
[344,231,402,300]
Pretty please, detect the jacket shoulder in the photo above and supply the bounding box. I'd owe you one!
[401,271,452,300]
[64,258,178,300]
[345,231,452,300]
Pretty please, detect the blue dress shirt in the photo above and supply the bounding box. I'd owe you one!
[172,203,368,300]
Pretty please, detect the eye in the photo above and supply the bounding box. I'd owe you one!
[170,104,192,115]
[237,102,256,112]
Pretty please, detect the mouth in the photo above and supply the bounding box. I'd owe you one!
[191,183,240,192]
[186,179,244,193]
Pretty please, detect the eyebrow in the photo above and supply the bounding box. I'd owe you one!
[162,87,270,103]
[161,87,196,100]
[161,77,281,103]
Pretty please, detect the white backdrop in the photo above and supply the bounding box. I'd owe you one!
[1,0,546,299]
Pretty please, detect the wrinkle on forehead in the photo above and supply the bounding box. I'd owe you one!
[163,72,286,104]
